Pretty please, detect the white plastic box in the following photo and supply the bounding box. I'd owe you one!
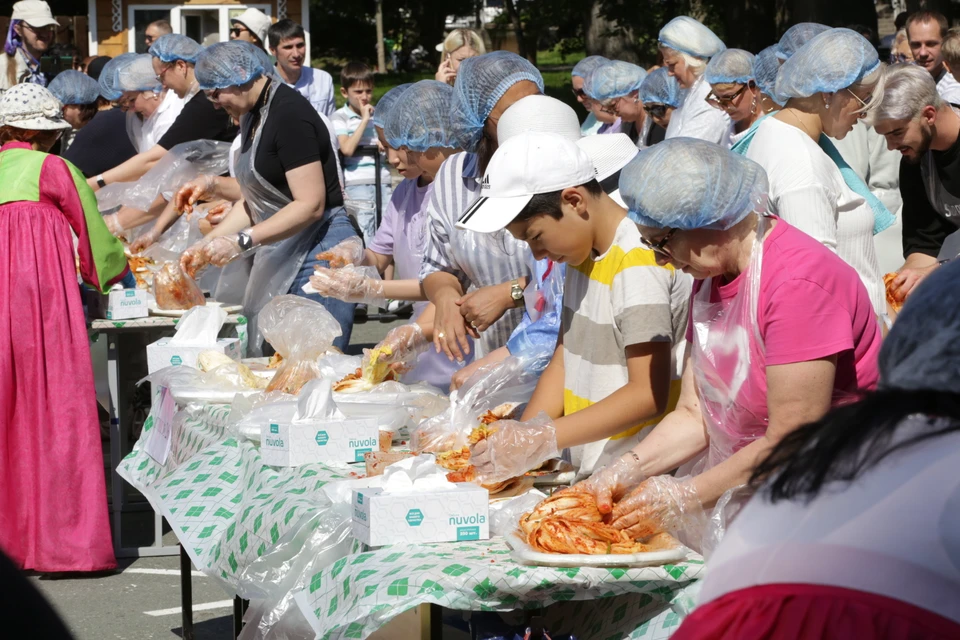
[105,289,150,320]
[351,484,490,547]
[260,418,380,466]
[146,337,241,373]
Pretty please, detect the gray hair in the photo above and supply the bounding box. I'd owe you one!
[868,63,944,125]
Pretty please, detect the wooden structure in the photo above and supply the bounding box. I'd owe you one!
[0,15,90,58]
[87,0,309,57]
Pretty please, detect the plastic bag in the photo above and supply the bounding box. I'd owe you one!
[96,140,232,212]
[489,489,547,537]
[153,261,206,310]
[140,210,206,265]
[259,296,342,395]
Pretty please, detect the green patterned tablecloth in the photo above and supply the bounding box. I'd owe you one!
[294,539,704,640]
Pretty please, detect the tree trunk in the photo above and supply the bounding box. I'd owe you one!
[584,0,638,63]
[502,0,530,62]
[375,0,386,73]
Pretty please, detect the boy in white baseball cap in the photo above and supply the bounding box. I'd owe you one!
[458,131,692,483]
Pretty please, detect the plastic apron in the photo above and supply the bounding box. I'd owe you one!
[233,79,334,355]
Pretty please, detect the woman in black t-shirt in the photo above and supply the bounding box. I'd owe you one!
[177,41,356,351]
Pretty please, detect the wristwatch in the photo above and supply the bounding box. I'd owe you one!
[510,278,524,308]
[237,230,255,252]
[96,174,107,188]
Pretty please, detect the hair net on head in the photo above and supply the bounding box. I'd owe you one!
[704,48,755,85]
[620,137,768,230]
[195,41,270,90]
[776,28,880,100]
[116,54,162,93]
[48,70,100,105]
[878,259,960,394]
[775,22,830,60]
[449,50,544,153]
[658,16,726,59]
[583,60,647,102]
[639,67,682,108]
[754,45,786,106]
[372,83,412,129]
[384,80,458,152]
[98,53,139,100]
[149,33,202,64]
[571,55,608,79]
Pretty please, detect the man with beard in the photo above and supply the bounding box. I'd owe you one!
[905,10,960,105]
[0,0,57,90]
[872,63,960,303]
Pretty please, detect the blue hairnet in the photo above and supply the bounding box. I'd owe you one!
[776,28,880,100]
[98,53,139,101]
[879,259,960,393]
[48,70,100,105]
[754,45,785,106]
[704,48,755,85]
[658,16,726,59]
[149,33,202,64]
[776,22,830,60]
[384,80,458,152]
[116,54,161,93]
[620,137,768,230]
[449,51,544,153]
[372,83,412,129]
[571,55,608,79]
[583,60,647,101]
[639,67,682,108]
[195,41,269,90]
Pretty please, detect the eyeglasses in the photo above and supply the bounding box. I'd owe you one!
[644,103,667,119]
[204,88,222,102]
[154,63,172,83]
[706,84,749,109]
[846,87,872,115]
[599,99,619,115]
[640,228,678,258]
[571,87,586,99]
[21,23,54,35]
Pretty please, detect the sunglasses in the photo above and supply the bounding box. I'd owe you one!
[230,27,249,36]
[640,228,678,258]
[643,103,667,119]
[204,87,222,102]
[706,83,749,109]
[571,87,586,99]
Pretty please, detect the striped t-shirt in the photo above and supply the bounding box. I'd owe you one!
[563,217,691,476]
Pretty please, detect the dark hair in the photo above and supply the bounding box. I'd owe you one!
[751,389,960,504]
[86,56,111,81]
[341,61,373,89]
[267,19,304,50]
[512,180,604,224]
[847,24,875,45]
[895,11,909,31]
[68,101,99,127]
[906,11,949,39]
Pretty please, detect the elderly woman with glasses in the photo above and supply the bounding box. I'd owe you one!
[583,60,665,148]
[744,28,894,317]
[704,49,772,152]
[561,139,880,550]
[658,16,732,145]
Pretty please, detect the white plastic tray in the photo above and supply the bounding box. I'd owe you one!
[505,531,689,568]
[170,387,261,404]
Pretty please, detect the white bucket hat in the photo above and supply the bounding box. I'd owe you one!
[231,8,271,45]
[0,84,71,131]
[11,0,59,28]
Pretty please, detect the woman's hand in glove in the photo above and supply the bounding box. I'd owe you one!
[610,476,702,540]
[309,266,385,306]
[374,323,429,364]
[103,213,124,237]
[130,228,161,254]
[315,236,365,268]
[562,453,648,515]
[469,413,559,485]
[175,175,219,214]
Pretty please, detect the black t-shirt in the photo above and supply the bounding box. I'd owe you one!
[62,109,137,177]
[157,91,238,151]
[241,82,343,207]
[899,134,960,259]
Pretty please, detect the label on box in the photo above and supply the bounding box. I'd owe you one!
[351,485,489,546]
[145,386,176,464]
[260,418,379,467]
[106,289,149,320]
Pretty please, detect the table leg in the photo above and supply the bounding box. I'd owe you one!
[107,334,123,557]
[233,596,248,638]
[419,603,442,640]
[181,545,194,640]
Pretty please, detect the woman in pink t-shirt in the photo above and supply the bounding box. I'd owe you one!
[565,138,882,546]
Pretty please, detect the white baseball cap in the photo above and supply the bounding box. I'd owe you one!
[11,0,58,28]
[231,8,271,45]
[497,94,582,145]
[457,132,597,234]
[575,133,639,207]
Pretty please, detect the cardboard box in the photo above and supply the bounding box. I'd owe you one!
[352,484,489,547]
[105,289,150,320]
[146,337,241,373]
[260,418,380,466]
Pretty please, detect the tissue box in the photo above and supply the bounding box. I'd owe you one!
[105,289,150,320]
[146,337,241,373]
[260,418,380,466]
[352,484,489,546]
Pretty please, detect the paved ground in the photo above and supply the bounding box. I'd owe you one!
[31,315,434,640]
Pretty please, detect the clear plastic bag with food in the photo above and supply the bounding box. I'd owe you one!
[152,261,206,310]
[259,295,342,395]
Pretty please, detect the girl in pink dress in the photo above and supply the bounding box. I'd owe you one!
[0,84,128,572]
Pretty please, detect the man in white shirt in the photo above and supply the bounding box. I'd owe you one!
[267,19,336,117]
[906,10,960,105]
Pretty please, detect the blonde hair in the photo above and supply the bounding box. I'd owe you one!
[441,29,485,56]
[943,28,960,72]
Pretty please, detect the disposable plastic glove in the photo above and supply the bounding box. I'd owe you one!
[374,323,429,365]
[130,228,161,254]
[103,213,123,237]
[610,475,702,540]
[469,413,559,485]
[175,174,218,214]
[566,453,648,515]
[309,265,386,307]
[315,236,365,268]
[180,240,210,279]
